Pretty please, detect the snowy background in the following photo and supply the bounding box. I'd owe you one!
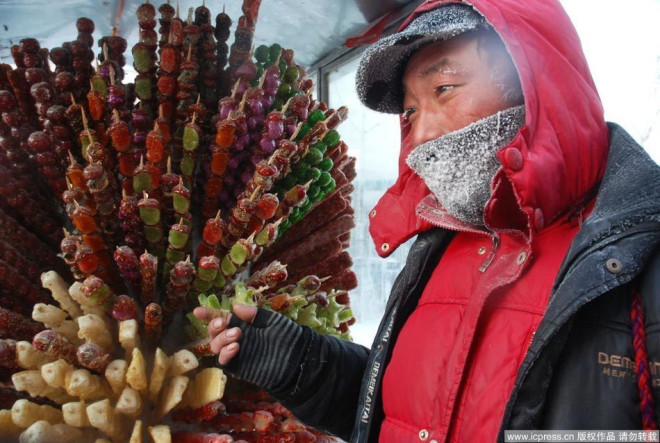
[329,0,660,347]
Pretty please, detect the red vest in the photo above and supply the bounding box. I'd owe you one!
[380,212,584,442]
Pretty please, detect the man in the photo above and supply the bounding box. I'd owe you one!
[195,0,660,441]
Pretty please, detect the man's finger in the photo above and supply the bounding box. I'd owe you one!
[207,315,231,340]
[209,327,242,354]
[218,342,239,366]
[232,304,258,323]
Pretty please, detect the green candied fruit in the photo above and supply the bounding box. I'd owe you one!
[322,177,337,194]
[133,171,153,194]
[166,248,185,264]
[132,46,152,72]
[206,294,222,309]
[255,66,264,80]
[255,45,270,63]
[186,312,208,339]
[144,225,163,243]
[286,88,301,100]
[233,283,258,307]
[91,77,108,97]
[283,65,299,83]
[317,171,332,188]
[300,198,314,214]
[180,154,195,176]
[280,219,291,231]
[290,207,300,219]
[172,193,190,213]
[193,278,213,293]
[168,229,189,250]
[183,126,199,151]
[310,141,327,154]
[269,43,282,61]
[297,304,323,329]
[311,189,326,204]
[276,82,291,99]
[307,110,325,127]
[139,206,161,225]
[270,98,284,111]
[198,266,219,283]
[304,167,321,183]
[295,123,311,141]
[322,129,341,148]
[318,157,333,172]
[307,185,320,201]
[303,148,324,166]
[221,255,237,276]
[292,161,310,176]
[229,242,249,265]
[278,59,287,74]
[213,272,226,289]
[135,77,152,100]
[290,211,303,224]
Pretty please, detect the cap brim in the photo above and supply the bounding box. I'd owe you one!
[356,4,486,114]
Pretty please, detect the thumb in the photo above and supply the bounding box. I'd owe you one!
[232,304,258,324]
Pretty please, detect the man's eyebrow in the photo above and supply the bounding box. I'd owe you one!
[418,58,465,78]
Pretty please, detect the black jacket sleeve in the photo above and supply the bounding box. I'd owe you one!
[269,329,370,440]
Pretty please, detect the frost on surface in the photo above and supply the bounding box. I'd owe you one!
[406,105,526,226]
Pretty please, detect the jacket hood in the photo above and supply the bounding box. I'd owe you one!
[368,0,610,257]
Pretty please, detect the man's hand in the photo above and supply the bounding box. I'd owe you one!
[193,304,257,365]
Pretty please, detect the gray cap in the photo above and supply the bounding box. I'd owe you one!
[356,3,487,114]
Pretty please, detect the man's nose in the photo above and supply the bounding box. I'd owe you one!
[410,112,444,147]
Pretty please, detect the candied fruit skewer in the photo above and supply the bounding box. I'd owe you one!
[157,31,180,129]
[216,191,258,257]
[76,342,111,374]
[133,1,159,118]
[196,210,225,259]
[157,1,176,54]
[195,3,219,112]
[80,275,117,313]
[0,209,63,273]
[139,250,158,306]
[144,302,163,344]
[138,191,165,259]
[215,7,232,96]
[187,255,220,306]
[0,339,19,370]
[172,176,192,231]
[163,218,191,281]
[133,155,161,197]
[84,162,122,248]
[217,233,257,288]
[113,246,142,297]
[0,308,44,341]
[118,191,146,254]
[162,256,195,327]
[243,260,288,290]
[112,294,139,322]
[32,329,76,365]
[0,258,50,306]
[227,0,263,77]
[160,157,179,230]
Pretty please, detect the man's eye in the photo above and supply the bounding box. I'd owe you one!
[435,85,454,95]
[402,107,416,121]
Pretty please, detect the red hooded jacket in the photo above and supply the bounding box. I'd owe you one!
[371,1,610,441]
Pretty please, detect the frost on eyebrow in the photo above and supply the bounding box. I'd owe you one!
[418,58,470,78]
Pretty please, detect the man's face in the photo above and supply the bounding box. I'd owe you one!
[402,33,516,148]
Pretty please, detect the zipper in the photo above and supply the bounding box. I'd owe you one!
[479,234,500,272]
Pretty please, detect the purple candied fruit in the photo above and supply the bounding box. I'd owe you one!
[259,137,275,153]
